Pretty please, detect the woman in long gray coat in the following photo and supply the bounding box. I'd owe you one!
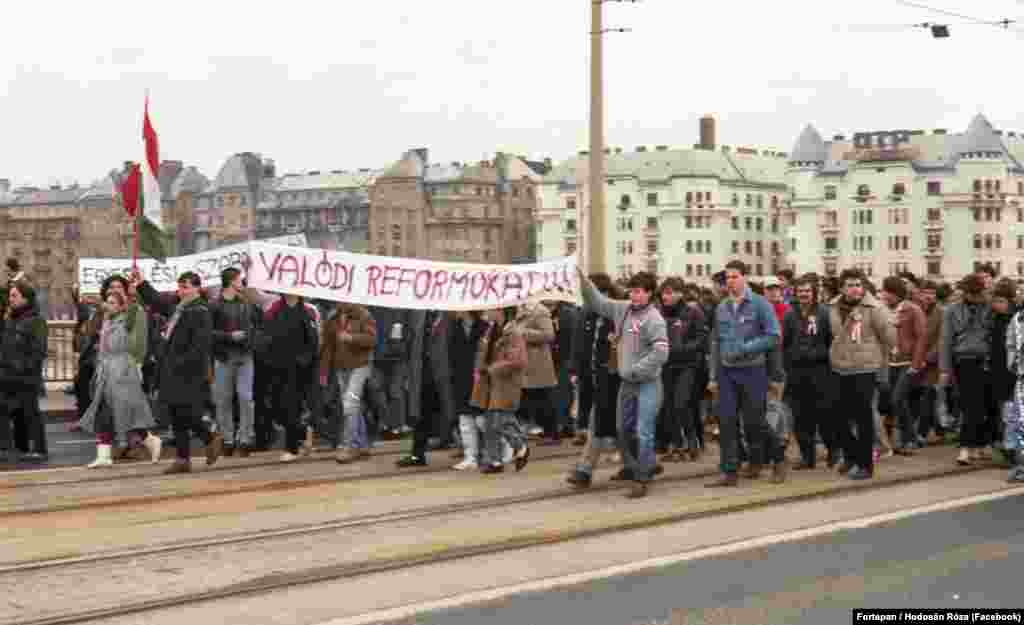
[78,291,161,467]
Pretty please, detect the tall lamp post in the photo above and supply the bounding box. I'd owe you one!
[588,0,635,274]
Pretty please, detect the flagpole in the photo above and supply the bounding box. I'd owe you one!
[133,170,141,270]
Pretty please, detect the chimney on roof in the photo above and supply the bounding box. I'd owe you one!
[636,146,647,152]
[262,158,276,179]
[699,114,716,150]
[655,145,669,152]
[308,170,321,176]
[411,148,429,165]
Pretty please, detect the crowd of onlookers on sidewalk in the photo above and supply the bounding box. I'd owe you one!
[2,254,1023,497]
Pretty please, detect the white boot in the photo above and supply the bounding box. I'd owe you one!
[502,440,515,465]
[87,444,113,469]
[453,415,479,471]
[143,433,162,464]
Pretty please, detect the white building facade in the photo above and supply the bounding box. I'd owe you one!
[537,139,791,282]
[538,113,1024,284]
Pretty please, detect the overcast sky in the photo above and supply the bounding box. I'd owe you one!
[2,0,1023,188]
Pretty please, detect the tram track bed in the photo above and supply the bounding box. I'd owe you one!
[0,446,994,625]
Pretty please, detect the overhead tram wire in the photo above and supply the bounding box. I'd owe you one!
[890,0,1019,34]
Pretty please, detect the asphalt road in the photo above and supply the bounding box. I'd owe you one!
[400,494,1024,625]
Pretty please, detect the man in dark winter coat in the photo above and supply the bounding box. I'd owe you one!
[209,268,263,456]
[397,309,455,466]
[261,294,319,462]
[0,280,47,462]
[553,301,580,437]
[368,306,414,438]
[132,270,222,473]
[781,275,834,469]
[657,278,707,461]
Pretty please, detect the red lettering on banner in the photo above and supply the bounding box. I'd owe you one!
[380,265,400,296]
[277,255,300,287]
[469,272,487,299]
[298,255,316,288]
[431,271,449,299]
[332,263,355,293]
[483,272,501,301]
[414,269,433,299]
[502,272,524,300]
[314,252,334,288]
[397,267,416,296]
[259,252,283,281]
[449,272,470,300]
[366,265,382,295]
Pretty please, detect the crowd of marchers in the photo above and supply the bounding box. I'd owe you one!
[1,255,1021,498]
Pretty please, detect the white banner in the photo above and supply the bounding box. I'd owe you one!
[246,243,579,311]
[78,234,307,294]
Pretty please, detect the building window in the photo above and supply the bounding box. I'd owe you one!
[647,193,658,207]
[566,240,577,255]
[620,194,631,208]
[755,217,763,232]
[566,197,577,210]
[686,192,693,205]
[647,217,658,230]
[996,234,1003,249]
[686,241,693,253]
[790,237,797,252]
[565,219,577,233]
[685,216,693,229]
[825,237,837,250]
[731,194,739,207]
[731,217,739,230]
[696,241,704,253]
[732,240,739,254]
[686,264,693,277]
[985,234,993,249]
[745,194,752,207]
[974,180,983,193]
[928,261,941,276]
[927,181,942,196]
[755,264,764,276]
[705,240,712,254]
[928,234,941,249]
[928,207,941,221]
[744,241,752,254]
[892,183,906,196]
[974,235,982,249]
[745,217,752,230]
[647,240,658,254]
[756,195,764,209]
[771,217,778,233]
[825,185,837,200]
[755,241,763,257]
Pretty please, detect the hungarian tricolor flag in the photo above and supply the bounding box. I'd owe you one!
[120,96,167,263]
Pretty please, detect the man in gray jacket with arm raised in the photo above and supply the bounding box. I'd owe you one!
[576,269,669,498]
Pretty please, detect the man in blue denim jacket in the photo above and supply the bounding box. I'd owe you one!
[706,260,782,487]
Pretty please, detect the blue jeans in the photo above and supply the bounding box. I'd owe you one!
[717,365,774,473]
[213,355,255,446]
[617,380,662,482]
[335,366,371,449]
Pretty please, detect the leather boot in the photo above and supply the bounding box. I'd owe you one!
[705,473,738,488]
[740,463,763,479]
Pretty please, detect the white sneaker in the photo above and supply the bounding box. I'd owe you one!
[452,459,478,471]
[528,426,543,436]
[143,434,162,464]
[280,452,298,463]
